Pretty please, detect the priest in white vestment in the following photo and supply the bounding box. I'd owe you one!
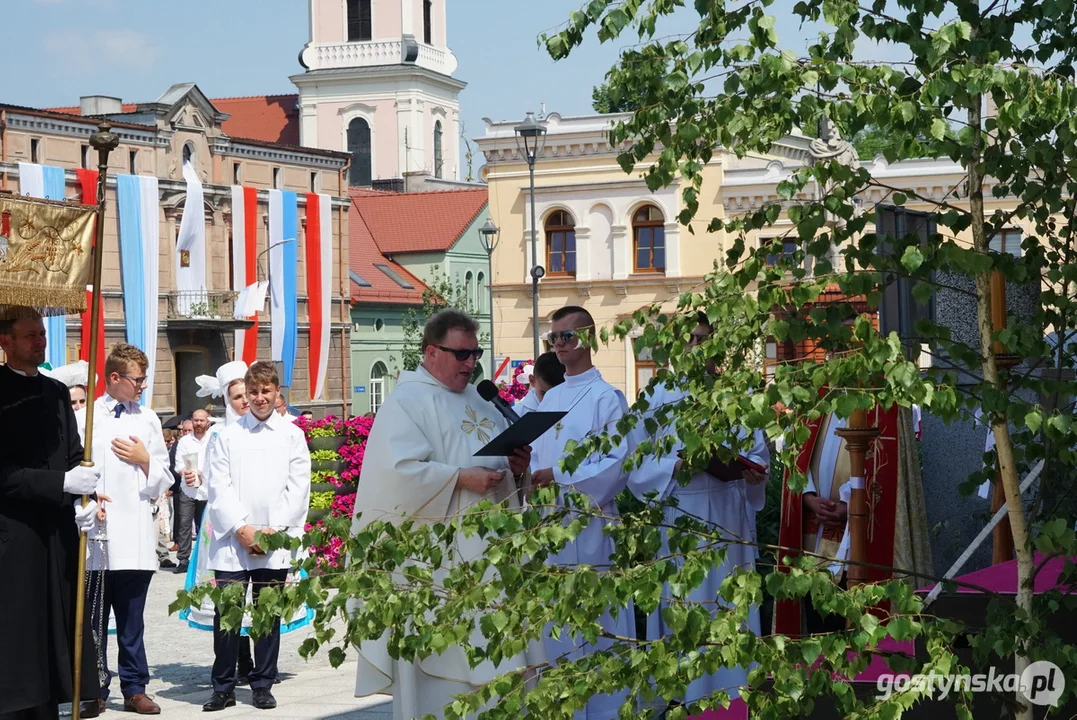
[352,310,539,720]
[627,314,769,707]
[530,306,635,720]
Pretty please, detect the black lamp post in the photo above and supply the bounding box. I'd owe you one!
[514,111,547,361]
[477,218,500,379]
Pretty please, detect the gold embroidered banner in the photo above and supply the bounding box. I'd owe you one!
[0,194,97,312]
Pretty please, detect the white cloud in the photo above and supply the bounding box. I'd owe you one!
[42,28,161,75]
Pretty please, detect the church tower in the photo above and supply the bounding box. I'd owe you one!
[292,0,465,186]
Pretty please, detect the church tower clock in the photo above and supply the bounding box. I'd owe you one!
[292,0,466,186]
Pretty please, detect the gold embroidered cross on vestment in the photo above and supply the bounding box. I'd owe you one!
[462,405,495,443]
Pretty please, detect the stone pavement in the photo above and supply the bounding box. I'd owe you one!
[61,566,394,719]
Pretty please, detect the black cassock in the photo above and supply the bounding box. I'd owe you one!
[0,365,98,714]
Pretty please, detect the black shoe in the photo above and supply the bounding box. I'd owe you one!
[80,699,105,718]
[251,688,277,710]
[173,563,189,574]
[202,691,236,712]
[159,558,176,569]
[235,674,249,687]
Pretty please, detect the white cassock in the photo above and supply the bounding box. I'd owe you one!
[352,366,543,720]
[802,414,853,575]
[205,411,311,572]
[530,366,634,720]
[627,383,769,704]
[516,388,541,416]
[87,394,173,571]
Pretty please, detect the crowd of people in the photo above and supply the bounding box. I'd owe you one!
[0,300,930,720]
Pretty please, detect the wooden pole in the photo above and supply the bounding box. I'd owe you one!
[989,269,1018,563]
[836,406,880,587]
[72,122,118,720]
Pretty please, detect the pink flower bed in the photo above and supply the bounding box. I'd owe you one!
[297,414,373,566]
[498,360,532,403]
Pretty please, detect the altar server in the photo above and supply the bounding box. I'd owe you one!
[530,305,635,720]
[85,343,173,716]
[201,362,311,712]
[628,312,769,706]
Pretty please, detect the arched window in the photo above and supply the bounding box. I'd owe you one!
[433,120,443,179]
[632,204,665,271]
[423,0,433,44]
[347,118,372,187]
[347,0,372,41]
[370,361,387,414]
[476,271,486,311]
[545,210,576,277]
[464,271,474,311]
[182,143,194,165]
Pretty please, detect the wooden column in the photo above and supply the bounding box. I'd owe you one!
[836,407,881,587]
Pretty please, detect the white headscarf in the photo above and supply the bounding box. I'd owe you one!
[40,359,89,388]
[195,360,248,425]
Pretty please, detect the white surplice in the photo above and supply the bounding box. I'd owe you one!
[530,366,635,720]
[627,382,769,705]
[804,414,851,575]
[204,410,311,572]
[352,366,543,720]
[516,387,541,415]
[87,394,173,572]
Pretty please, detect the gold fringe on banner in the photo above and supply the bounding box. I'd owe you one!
[0,194,97,314]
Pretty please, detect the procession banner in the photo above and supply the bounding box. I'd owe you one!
[0,193,96,312]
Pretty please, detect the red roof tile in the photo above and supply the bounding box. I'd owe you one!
[46,94,301,147]
[350,187,488,254]
[349,204,428,305]
[213,94,299,146]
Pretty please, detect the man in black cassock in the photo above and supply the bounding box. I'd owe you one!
[0,306,103,720]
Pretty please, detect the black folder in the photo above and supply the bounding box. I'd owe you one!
[473,411,567,457]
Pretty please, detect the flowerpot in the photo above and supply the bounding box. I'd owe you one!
[307,508,330,523]
[311,482,354,495]
[311,459,347,473]
[308,436,346,452]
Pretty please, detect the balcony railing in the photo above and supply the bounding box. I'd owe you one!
[165,291,253,330]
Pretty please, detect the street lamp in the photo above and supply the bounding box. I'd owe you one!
[514,111,547,361]
[477,218,500,381]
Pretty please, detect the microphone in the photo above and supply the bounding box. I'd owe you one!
[477,380,521,425]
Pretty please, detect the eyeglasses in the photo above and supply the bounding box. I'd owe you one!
[437,346,484,361]
[119,373,148,388]
[546,327,593,346]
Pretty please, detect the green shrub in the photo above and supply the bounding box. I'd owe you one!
[309,491,335,510]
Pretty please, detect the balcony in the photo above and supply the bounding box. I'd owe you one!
[165,291,254,331]
[301,39,458,76]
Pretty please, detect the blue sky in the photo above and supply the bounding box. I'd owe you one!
[2,0,916,166]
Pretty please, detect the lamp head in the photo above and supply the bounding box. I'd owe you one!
[514,111,547,159]
[478,218,500,253]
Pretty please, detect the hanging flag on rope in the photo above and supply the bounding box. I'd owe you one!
[18,162,72,368]
[76,168,106,399]
[231,185,261,365]
[305,192,332,400]
[116,173,160,407]
[268,189,298,387]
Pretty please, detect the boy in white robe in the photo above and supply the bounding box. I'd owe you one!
[352,309,537,720]
[530,305,635,720]
[84,343,173,716]
[201,361,311,712]
[627,313,769,708]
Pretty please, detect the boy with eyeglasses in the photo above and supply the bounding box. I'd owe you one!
[529,305,635,719]
[82,343,172,716]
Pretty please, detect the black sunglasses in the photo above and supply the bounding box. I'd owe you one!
[546,328,592,345]
[437,346,484,361]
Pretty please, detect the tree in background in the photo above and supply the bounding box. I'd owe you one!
[180,1,1077,719]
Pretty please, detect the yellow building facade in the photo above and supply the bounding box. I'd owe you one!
[479,113,1033,397]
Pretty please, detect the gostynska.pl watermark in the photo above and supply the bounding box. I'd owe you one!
[877,661,1066,706]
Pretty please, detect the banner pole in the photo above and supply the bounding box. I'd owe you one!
[72,122,118,720]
